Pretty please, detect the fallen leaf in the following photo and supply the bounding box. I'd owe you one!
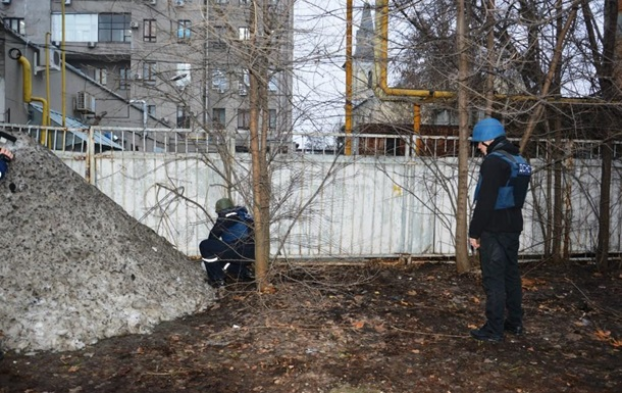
[611,339,622,348]
[260,285,278,294]
[594,329,611,341]
[68,365,80,373]
[352,320,365,329]
[373,323,386,333]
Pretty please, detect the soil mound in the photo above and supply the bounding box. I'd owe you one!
[0,133,213,352]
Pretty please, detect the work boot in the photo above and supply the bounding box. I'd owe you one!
[211,279,226,289]
[470,326,503,343]
[504,321,524,336]
[239,267,255,282]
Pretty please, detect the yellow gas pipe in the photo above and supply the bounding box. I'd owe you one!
[15,53,50,134]
[344,0,353,155]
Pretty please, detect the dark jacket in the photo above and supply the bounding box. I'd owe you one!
[469,137,524,238]
[208,206,255,246]
[0,157,9,180]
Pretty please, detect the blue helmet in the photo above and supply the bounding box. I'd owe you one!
[472,118,505,142]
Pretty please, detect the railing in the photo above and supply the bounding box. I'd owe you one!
[3,123,620,159]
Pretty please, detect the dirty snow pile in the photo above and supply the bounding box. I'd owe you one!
[0,134,213,352]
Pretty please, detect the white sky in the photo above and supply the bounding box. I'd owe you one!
[292,0,366,134]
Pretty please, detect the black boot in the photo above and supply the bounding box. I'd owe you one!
[470,325,503,343]
[241,269,255,282]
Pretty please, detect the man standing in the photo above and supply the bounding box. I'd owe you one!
[468,118,531,342]
[199,198,255,288]
[0,145,13,361]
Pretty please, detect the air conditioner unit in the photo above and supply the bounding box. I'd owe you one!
[65,0,72,5]
[134,73,143,81]
[1,0,12,6]
[34,47,61,73]
[75,91,96,114]
[144,0,157,5]
[87,41,97,49]
[130,21,140,30]
[174,0,185,6]
[239,88,248,96]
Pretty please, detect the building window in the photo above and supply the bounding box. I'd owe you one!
[239,69,250,96]
[96,68,108,85]
[237,109,250,130]
[52,13,99,42]
[147,105,156,117]
[4,18,26,35]
[269,109,277,129]
[212,68,229,92]
[98,13,131,43]
[143,61,157,83]
[144,19,157,42]
[211,26,227,49]
[177,106,191,128]
[177,20,191,41]
[213,108,226,128]
[238,26,250,40]
[216,0,229,4]
[240,0,250,4]
[174,63,191,88]
[268,73,278,93]
[119,67,131,90]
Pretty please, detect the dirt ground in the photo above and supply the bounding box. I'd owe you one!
[1,261,621,393]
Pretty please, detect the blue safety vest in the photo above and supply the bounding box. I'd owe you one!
[475,150,532,209]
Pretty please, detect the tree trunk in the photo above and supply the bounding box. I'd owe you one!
[596,137,612,271]
[248,1,271,291]
[455,0,471,274]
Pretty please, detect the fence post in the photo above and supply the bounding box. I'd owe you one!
[85,126,96,185]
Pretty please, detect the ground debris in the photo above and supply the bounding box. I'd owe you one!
[1,262,621,393]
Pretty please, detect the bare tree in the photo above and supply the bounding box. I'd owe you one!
[384,0,622,269]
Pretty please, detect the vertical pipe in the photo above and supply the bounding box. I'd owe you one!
[61,0,66,126]
[615,0,622,86]
[413,104,421,156]
[345,0,353,155]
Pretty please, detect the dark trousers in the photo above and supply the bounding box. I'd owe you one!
[199,239,254,282]
[478,231,523,335]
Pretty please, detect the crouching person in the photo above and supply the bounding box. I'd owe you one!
[0,146,13,362]
[199,198,255,288]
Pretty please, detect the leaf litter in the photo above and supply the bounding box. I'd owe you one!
[1,261,621,393]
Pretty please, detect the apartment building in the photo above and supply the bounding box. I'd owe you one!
[1,0,294,149]
[206,0,294,149]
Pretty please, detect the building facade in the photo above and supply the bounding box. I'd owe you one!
[0,0,294,150]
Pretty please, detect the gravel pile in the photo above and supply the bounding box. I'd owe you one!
[0,133,213,352]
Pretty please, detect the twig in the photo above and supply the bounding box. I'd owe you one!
[390,326,468,339]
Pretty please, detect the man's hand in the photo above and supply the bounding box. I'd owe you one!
[469,237,480,250]
[0,147,13,162]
